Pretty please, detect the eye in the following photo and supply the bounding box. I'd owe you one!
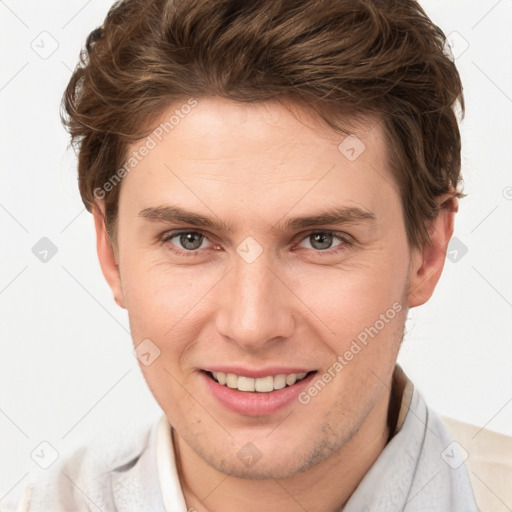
[160,230,216,256]
[296,231,351,253]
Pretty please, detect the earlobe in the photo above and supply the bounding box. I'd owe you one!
[407,194,458,308]
[92,203,126,309]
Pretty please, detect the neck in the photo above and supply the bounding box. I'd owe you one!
[173,386,394,512]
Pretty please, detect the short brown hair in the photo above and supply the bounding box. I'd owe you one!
[61,0,464,249]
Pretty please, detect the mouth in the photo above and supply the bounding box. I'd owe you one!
[200,369,318,416]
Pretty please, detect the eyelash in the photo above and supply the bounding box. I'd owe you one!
[158,230,353,258]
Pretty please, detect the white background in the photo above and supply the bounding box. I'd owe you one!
[1,0,511,503]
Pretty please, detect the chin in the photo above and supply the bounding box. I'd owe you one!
[185,425,349,481]
[212,453,311,480]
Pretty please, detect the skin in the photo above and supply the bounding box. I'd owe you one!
[94,96,456,512]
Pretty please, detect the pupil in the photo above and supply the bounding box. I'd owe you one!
[312,233,332,250]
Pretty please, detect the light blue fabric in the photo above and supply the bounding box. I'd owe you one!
[342,386,478,511]
[2,377,478,512]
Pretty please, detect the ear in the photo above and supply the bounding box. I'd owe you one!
[407,193,458,308]
[92,202,126,309]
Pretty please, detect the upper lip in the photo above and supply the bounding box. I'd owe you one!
[202,366,315,378]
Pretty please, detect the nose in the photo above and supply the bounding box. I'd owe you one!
[215,250,295,351]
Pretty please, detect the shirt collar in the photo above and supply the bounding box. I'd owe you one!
[156,413,188,512]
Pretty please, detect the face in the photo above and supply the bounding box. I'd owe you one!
[97,97,438,479]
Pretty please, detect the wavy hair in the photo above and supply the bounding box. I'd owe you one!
[61,0,465,249]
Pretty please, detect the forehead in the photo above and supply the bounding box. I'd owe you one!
[119,97,399,222]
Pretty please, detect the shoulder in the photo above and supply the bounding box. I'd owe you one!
[441,416,512,512]
[1,419,159,512]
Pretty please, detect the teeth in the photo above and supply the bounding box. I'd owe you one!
[273,374,287,390]
[210,371,310,392]
[285,374,297,386]
[255,375,274,392]
[238,376,255,392]
[226,373,238,389]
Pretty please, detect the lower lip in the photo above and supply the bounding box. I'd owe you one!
[200,371,317,416]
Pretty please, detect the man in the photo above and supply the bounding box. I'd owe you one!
[4,0,491,510]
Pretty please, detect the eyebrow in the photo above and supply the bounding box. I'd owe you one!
[279,206,376,231]
[139,205,234,232]
[138,204,376,233]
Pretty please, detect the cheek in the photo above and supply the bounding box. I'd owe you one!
[119,255,219,365]
[120,248,193,325]
[295,248,408,337]
[119,260,210,418]
[295,266,407,414]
